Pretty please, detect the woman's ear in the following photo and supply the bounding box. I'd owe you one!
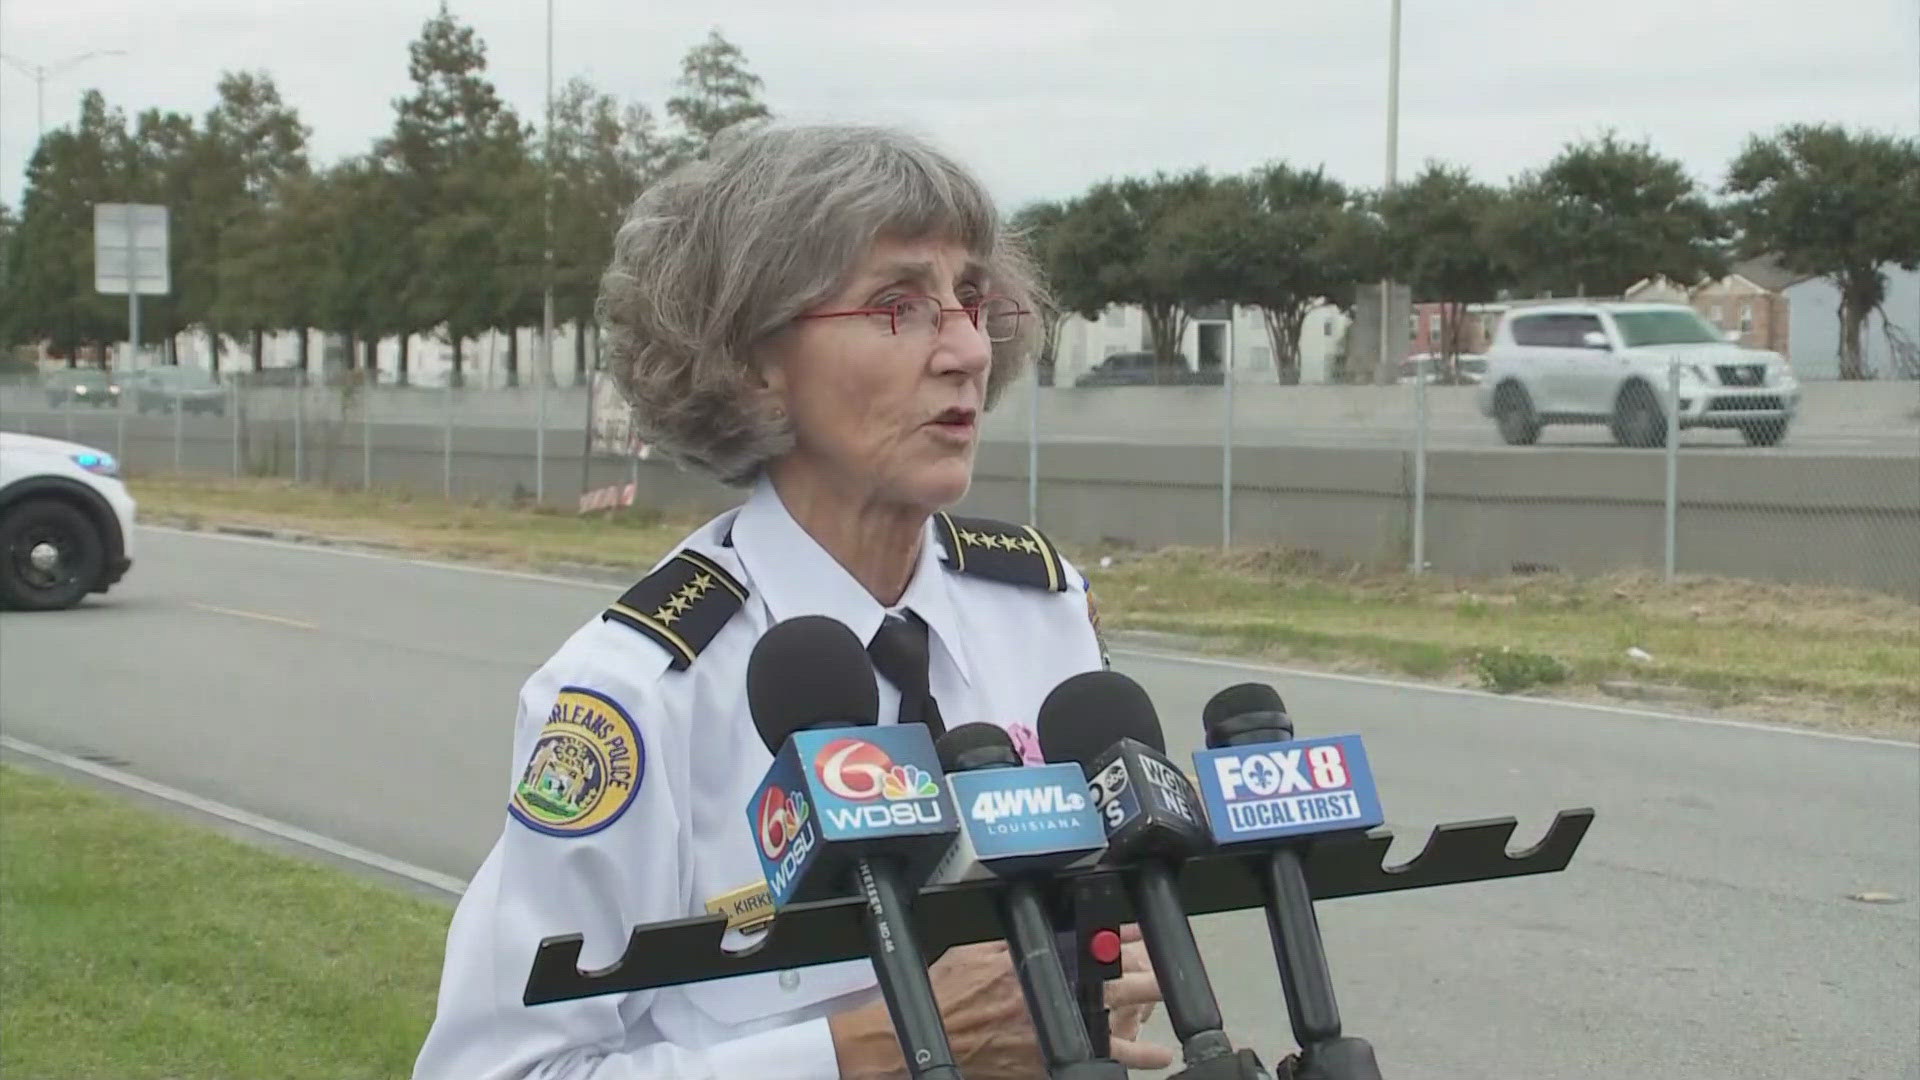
[749,350,790,422]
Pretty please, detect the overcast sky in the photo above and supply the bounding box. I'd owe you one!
[1,0,1915,216]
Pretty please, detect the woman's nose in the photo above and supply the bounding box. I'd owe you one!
[933,306,993,376]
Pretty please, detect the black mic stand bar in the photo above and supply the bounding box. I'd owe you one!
[523,808,1593,1007]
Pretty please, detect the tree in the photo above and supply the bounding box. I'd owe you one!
[1724,124,1920,380]
[1008,199,1067,381]
[284,157,414,372]
[379,3,532,386]
[201,72,311,370]
[5,91,136,364]
[0,204,21,344]
[1049,171,1218,364]
[1378,162,1513,381]
[1157,164,1378,384]
[1490,131,1727,298]
[547,77,673,382]
[665,29,772,159]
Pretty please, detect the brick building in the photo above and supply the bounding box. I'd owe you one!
[1623,256,1801,352]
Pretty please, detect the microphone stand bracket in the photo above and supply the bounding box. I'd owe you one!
[522,808,1595,1007]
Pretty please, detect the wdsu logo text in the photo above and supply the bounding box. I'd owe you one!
[812,737,946,831]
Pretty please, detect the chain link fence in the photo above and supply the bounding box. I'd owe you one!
[0,370,623,507]
[2,350,1915,599]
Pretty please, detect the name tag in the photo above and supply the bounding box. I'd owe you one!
[704,882,774,933]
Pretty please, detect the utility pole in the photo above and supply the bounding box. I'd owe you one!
[1376,0,1401,388]
[538,0,555,505]
[1,48,127,138]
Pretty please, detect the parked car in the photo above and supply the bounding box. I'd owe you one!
[1476,303,1800,447]
[0,431,137,609]
[1075,351,1224,387]
[1398,353,1485,385]
[43,369,123,408]
[132,366,227,416]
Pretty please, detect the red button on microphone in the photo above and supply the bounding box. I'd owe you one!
[1089,928,1122,965]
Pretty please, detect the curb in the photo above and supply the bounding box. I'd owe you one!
[142,513,637,587]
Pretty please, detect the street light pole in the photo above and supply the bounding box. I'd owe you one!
[538,0,554,505]
[1376,0,1401,389]
[1,49,127,138]
[1380,0,1424,575]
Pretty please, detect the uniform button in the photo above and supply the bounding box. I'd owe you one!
[779,970,800,991]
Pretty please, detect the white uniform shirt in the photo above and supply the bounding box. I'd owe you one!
[412,477,1108,1080]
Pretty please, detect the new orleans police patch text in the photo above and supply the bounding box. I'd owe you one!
[510,686,645,837]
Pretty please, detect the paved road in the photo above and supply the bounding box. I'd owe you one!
[2,528,1916,1078]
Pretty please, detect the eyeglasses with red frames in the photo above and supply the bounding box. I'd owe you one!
[795,294,1030,343]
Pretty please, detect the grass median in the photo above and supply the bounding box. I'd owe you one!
[0,763,446,1080]
[130,474,1919,739]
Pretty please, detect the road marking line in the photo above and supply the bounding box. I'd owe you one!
[0,734,469,898]
[189,602,318,630]
[144,524,1919,750]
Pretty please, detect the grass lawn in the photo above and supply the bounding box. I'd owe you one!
[0,763,448,1080]
[128,474,1920,739]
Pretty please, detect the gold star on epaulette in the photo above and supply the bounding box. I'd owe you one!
[603,549,749,670]
[932,513,1069,592]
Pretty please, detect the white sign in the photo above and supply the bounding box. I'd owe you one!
[588,368,650,458]
[93,203,170,296]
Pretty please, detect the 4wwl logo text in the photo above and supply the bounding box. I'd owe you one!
[968,784,1088,833]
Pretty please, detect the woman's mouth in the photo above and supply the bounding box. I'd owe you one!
[930,407,977,430]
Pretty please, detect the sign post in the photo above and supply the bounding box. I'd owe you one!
[93,204,170,374]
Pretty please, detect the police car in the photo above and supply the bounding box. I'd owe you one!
[0,431,137,610]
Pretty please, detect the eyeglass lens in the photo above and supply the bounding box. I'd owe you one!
[893,297,1023,342]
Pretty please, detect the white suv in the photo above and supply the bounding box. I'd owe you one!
[0,431,138,609]
[1476,302,1801,447]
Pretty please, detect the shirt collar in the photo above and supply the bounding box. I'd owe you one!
[730,476,976,688]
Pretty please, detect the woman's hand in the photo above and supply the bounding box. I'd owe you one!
[1105,924,1175,1070]
[828,930,1173,1079]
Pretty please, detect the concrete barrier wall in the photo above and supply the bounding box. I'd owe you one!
[5,406,1916,598]
[981,380,1920,442]
[12,379,1915,443]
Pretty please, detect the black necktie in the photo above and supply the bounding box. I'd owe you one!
[867,612,946,739]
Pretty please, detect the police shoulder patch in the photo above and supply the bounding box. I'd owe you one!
[932,512,1069,592]
[510,686,645,837]
[601,548,748,670]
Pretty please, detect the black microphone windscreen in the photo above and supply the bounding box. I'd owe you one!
[936,722,1020,773]
[1202,682,1287,735]
[1037,670,1166,775]
[746,615,879,753]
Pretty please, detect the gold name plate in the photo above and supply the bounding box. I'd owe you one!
[704,882,774,933]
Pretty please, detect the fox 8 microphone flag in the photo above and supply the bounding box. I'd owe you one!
[1191,734,1385,845]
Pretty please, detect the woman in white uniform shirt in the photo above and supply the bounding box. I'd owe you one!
[410,122,1171,1080]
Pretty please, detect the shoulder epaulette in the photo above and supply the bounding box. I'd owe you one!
[932,512,1069,592]
[601,548,749,669]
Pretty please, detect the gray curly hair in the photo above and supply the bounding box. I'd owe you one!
[595,121,1047,487]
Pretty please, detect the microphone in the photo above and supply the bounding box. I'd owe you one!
[1193,683,1386,1080]
[1038,671,1274,1080]
[931,723,1124,1080]
[744,616,963,1080]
